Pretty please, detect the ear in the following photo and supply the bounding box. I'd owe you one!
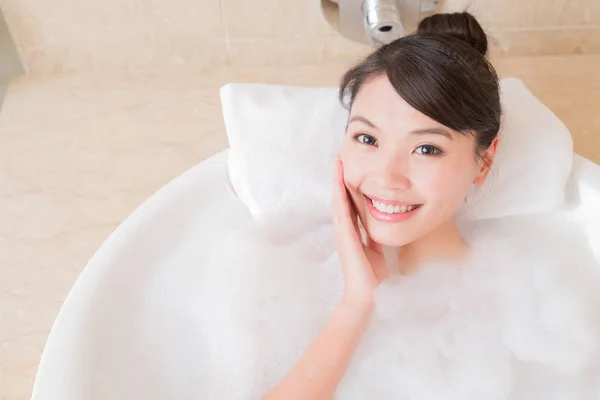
[473,136,499,186]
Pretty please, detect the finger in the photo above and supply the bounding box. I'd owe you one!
[334,160,354,228]
[346,192,361,233]
[333,160,363,243]
[336,160,361,236]
[355,213,383,254]
[331,158,346,229]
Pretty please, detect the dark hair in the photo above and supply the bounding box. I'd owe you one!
[339,12,501,156]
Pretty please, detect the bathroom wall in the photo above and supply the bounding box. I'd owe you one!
[449,0,600,56]
[0,0,599,74]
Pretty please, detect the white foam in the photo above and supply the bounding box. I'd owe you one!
[193,213,600,399]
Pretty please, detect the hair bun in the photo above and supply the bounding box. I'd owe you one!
[417,12,488,56]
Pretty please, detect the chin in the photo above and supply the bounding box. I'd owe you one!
[363,222,421,248]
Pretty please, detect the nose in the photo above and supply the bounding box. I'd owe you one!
[371,151,411,191]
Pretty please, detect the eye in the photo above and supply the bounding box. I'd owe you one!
[353,133,378,147]
[414,144,443,156]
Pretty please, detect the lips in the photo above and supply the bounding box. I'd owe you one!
[370,199,420,214]
[365,195,422,222]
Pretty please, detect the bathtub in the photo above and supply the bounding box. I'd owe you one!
[30,149,600,400]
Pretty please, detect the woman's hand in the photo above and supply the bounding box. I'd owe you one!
[332,159,389,310]
[262,159,385,400]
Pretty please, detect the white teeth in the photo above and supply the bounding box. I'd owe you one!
[370,199,419,214]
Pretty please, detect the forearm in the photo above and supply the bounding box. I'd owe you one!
[262,298,373,400]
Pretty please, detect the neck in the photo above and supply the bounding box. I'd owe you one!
[387,218,469,275]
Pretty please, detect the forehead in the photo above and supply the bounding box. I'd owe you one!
[351,75,445,132]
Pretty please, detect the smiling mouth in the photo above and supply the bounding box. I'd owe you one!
[365,195,423,215]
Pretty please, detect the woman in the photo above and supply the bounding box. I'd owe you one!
[198,12,600,399]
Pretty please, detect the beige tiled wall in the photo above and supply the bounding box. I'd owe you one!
[1,0,600,73]
[454,0,600,57]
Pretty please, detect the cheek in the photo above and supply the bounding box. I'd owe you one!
[413,159,478,204]
[339,142,367,193]
[339,143,371,216]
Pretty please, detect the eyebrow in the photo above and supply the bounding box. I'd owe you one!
[348,115,378,129]
[348,115,454,140]
[410,128,454,140]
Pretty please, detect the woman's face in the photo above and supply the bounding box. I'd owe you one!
[340,75,497,247]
